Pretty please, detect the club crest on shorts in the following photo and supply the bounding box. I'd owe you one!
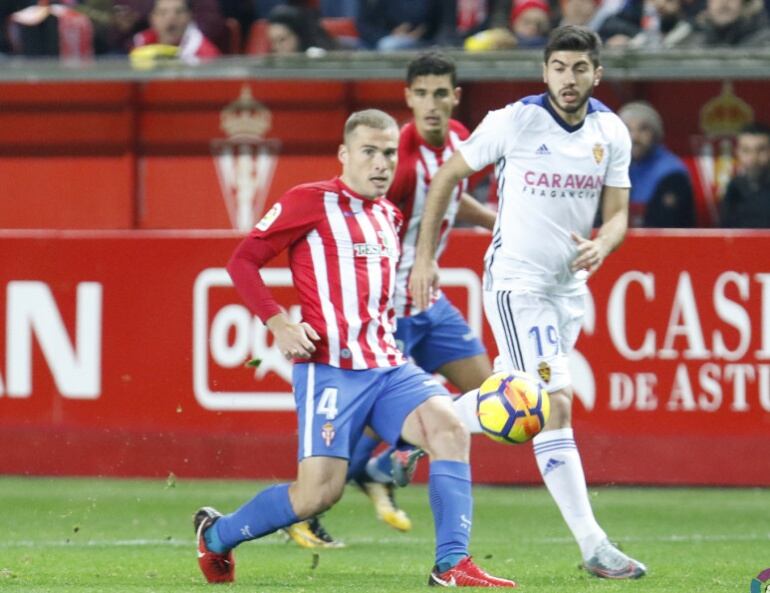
[321,422,336,447]
[592,143,604,164]
[537,361,551,384]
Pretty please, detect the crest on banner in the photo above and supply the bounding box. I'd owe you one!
[690,81,753,224]
[211,85,280,230]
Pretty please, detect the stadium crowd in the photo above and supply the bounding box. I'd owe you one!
[1,0,768,229]
[3,0,770,57]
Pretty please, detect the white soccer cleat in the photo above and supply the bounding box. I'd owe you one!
[583,539,647,579]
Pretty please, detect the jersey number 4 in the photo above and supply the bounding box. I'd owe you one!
[317,387,339,420]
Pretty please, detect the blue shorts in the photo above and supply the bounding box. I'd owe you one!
[394,294,486,373]
[292,362,450,461]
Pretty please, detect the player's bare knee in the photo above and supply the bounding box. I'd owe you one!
[545,390,572,428]
[290,469,345,511]
[290,482,343,517]
[425,411,470,460]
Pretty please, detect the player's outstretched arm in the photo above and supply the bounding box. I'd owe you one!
[570,185,629,276]
[411,151,476,309]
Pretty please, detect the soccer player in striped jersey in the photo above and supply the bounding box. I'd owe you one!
[194,109,515,588]
[410,27,647,580]
[343,52,499,533]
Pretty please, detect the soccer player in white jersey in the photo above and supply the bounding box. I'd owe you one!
[410,26,647,580]
[193,109,515,588]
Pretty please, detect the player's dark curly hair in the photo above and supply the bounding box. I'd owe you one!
[406,52,457,87]
[544,25,602,68]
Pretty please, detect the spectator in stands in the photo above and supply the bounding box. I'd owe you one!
[679,0,770,46]
[441,0,511,46]
[1,1,34,54]
[720,123,770,228]
[510,0,551,46]
[266,4,338,54]
[131,0,220,60]
[356,0,447,51]
[459,0,519,52]
[619,101,696,228]
[70,0,129,54]
[601,0,693,48]
[558,0,601,28]
[111,0,224,53]
[6,1,95,58]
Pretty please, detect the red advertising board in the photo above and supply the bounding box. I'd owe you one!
[0,229,768,485]
[1,78,769,230]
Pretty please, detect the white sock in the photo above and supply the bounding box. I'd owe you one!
[452,389,482,433]
[532,428,606,560]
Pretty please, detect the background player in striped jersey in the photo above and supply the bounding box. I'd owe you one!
[410,26,648,580]
[194,109,515,588]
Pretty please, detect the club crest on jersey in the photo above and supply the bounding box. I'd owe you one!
[256,203,281,231]
[321,422,336,447]
[592,143,604,164]
[538,361,551,384]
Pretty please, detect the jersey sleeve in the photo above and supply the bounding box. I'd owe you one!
[387,149,417,213]
[604,117,632,188]
[226,187,323,322]
[251,187,323,250]
[387,124,419,212]
[458,105,519,172]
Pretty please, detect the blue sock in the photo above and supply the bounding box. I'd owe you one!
[437,553,468,573]
[366,446,396,483]
[429,460,472,567]
[346,433,380,481]
[212,483,298,550]
[204,520,227,553]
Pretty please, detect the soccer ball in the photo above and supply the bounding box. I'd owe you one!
[476,370,551,444]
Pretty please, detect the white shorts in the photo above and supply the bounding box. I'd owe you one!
[482,289,585,393]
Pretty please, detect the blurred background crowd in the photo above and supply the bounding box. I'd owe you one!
[2,0,770,59]
[1,0,768,229]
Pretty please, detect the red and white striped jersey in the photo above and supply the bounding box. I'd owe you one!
[387,120,469,317]
[234,177,407,370]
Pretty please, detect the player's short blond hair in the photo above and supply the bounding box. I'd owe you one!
[343,109,398,144]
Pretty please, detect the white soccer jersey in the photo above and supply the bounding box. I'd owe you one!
[459,94,631,295]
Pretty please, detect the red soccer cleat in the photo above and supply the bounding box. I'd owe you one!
[428,556,517,587]
[194,507,235,584]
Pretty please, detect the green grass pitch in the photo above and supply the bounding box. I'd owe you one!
[1,476,768,592]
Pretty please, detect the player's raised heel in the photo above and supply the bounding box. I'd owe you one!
[357,480,412,532]
[428,556,517,587]
[193,506,235,584]
[582,539,647,579]
[283,517,345,549]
